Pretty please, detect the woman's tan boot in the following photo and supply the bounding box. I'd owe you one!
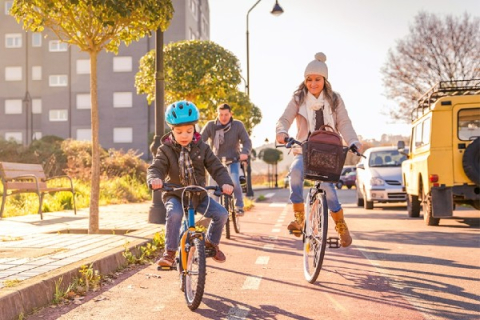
[288,203,305,237]
[330,209,352,247]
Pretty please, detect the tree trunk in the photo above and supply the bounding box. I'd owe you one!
[88,51,100,234]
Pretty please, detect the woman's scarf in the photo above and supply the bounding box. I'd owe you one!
[305,91,335,133]
[178,144,197,186]
[213,117,233,153]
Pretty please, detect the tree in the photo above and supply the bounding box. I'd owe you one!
[135,40,262,130]
[258,148,283,187]
[382,12,480,122]
[11,0,173,233]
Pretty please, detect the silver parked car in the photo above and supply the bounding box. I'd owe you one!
[356,146,408,209]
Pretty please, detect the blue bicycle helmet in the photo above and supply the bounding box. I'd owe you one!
[165,100,200,126]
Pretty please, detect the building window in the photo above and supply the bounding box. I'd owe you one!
[32,132,42,140]
[32,33,42,47]
[5,99,22,114]
[5,132,22,144]
[5,66,22,81]
[49,40,68,52]
[113,127,133,143]
[49,75,68,87]
[76,129,92,141]
[76,59,90,74]
[32,66,42,80]
[32,99,42,114]
[113,92,132,108]
[113,56,132,72]
[76,93,91,109]
[49,109,68,121]
[5,1,13,14]
[5,33,22,48]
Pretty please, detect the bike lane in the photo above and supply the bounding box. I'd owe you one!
[34,201,431,319]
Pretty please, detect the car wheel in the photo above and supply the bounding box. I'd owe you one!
[347,185,352,189]
[407,194,420,217]
[336,181,343,189]
[356,188,364,207]
[423,192,440,226]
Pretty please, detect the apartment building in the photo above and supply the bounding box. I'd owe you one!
[0,0,210,160]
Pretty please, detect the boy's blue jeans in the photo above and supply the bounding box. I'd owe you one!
[290,154,342,212]
[164,196,228,252]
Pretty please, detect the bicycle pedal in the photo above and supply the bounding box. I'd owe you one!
[327,237,340,248]
[289,229,303,236]
[205,247,216,258]
[157,265,176,271]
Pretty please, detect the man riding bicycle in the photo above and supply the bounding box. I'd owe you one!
[201,103,252,216]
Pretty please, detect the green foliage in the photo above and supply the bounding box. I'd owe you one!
[258,148,283,165]
[135,41,263,131]
[11,0,173,54]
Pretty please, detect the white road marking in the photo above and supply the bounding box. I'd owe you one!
[263,244,275,250]
[255,256,270,265]
[227,306,250,319]
[242,275,262,290]
[263,193,275,198]
[274,223,282,227]
[271,228,281,233]
[269,202,286,207]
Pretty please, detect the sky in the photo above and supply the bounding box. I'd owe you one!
[208,0,480,147]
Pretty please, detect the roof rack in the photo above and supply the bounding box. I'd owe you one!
[412,79,480,121]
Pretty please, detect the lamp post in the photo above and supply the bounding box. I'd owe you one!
[148,30,166,224]
[245,0,283,197]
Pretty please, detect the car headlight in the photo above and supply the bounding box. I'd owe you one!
[370,177,385,186]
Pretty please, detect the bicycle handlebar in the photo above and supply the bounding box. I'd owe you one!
[149,183,225,197]
[276,136,365,158]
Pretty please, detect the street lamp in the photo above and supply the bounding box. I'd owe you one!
[245,0,283,197]
[148,30,166,224]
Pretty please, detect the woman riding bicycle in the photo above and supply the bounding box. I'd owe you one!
[275,52,362,247]
[148,100,234,266]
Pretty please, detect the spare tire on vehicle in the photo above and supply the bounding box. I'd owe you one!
[462,138,480,185]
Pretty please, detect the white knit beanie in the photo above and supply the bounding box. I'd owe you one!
[304,52,328,79]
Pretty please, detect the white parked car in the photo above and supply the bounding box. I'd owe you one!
[356,146,408,209]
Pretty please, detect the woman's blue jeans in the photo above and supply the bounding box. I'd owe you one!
[289,154,342,212]
[164,196,228,252]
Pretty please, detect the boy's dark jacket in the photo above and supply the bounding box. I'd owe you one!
[147,132,234,204]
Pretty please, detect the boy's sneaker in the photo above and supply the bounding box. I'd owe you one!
[157,250,176,267]
[205,241,226,263]
[235,207,245,217]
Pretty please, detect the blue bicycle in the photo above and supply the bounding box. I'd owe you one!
[154,183,223,311]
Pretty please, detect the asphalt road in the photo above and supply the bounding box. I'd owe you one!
[27,188,480,320]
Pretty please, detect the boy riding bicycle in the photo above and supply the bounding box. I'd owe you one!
[147,101,234,266]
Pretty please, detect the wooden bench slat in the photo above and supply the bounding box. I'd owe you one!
[5,182,48,190]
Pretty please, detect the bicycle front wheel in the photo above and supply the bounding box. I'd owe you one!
[231,196,241,233]
[303,190,328,283]
[184,237,206,311]
[221,195,231,239]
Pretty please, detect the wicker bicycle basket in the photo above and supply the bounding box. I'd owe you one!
[302,142,348,182]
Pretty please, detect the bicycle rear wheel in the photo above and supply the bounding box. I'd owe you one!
[231,196,241,233]
[184,237,206,310]
[303,190,328,283]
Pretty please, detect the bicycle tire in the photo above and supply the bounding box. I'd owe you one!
[231,196,241,233]
[184,237,206,311]
[303,189,328,283]
[222,195,231,239]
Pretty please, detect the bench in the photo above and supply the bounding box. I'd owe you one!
[0,162,76,220]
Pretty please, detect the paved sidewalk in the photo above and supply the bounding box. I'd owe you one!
[0,202,162,320]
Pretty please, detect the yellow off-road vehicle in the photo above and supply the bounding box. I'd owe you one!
[398,80,480,226]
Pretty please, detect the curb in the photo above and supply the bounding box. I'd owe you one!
[0,231,158,320]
